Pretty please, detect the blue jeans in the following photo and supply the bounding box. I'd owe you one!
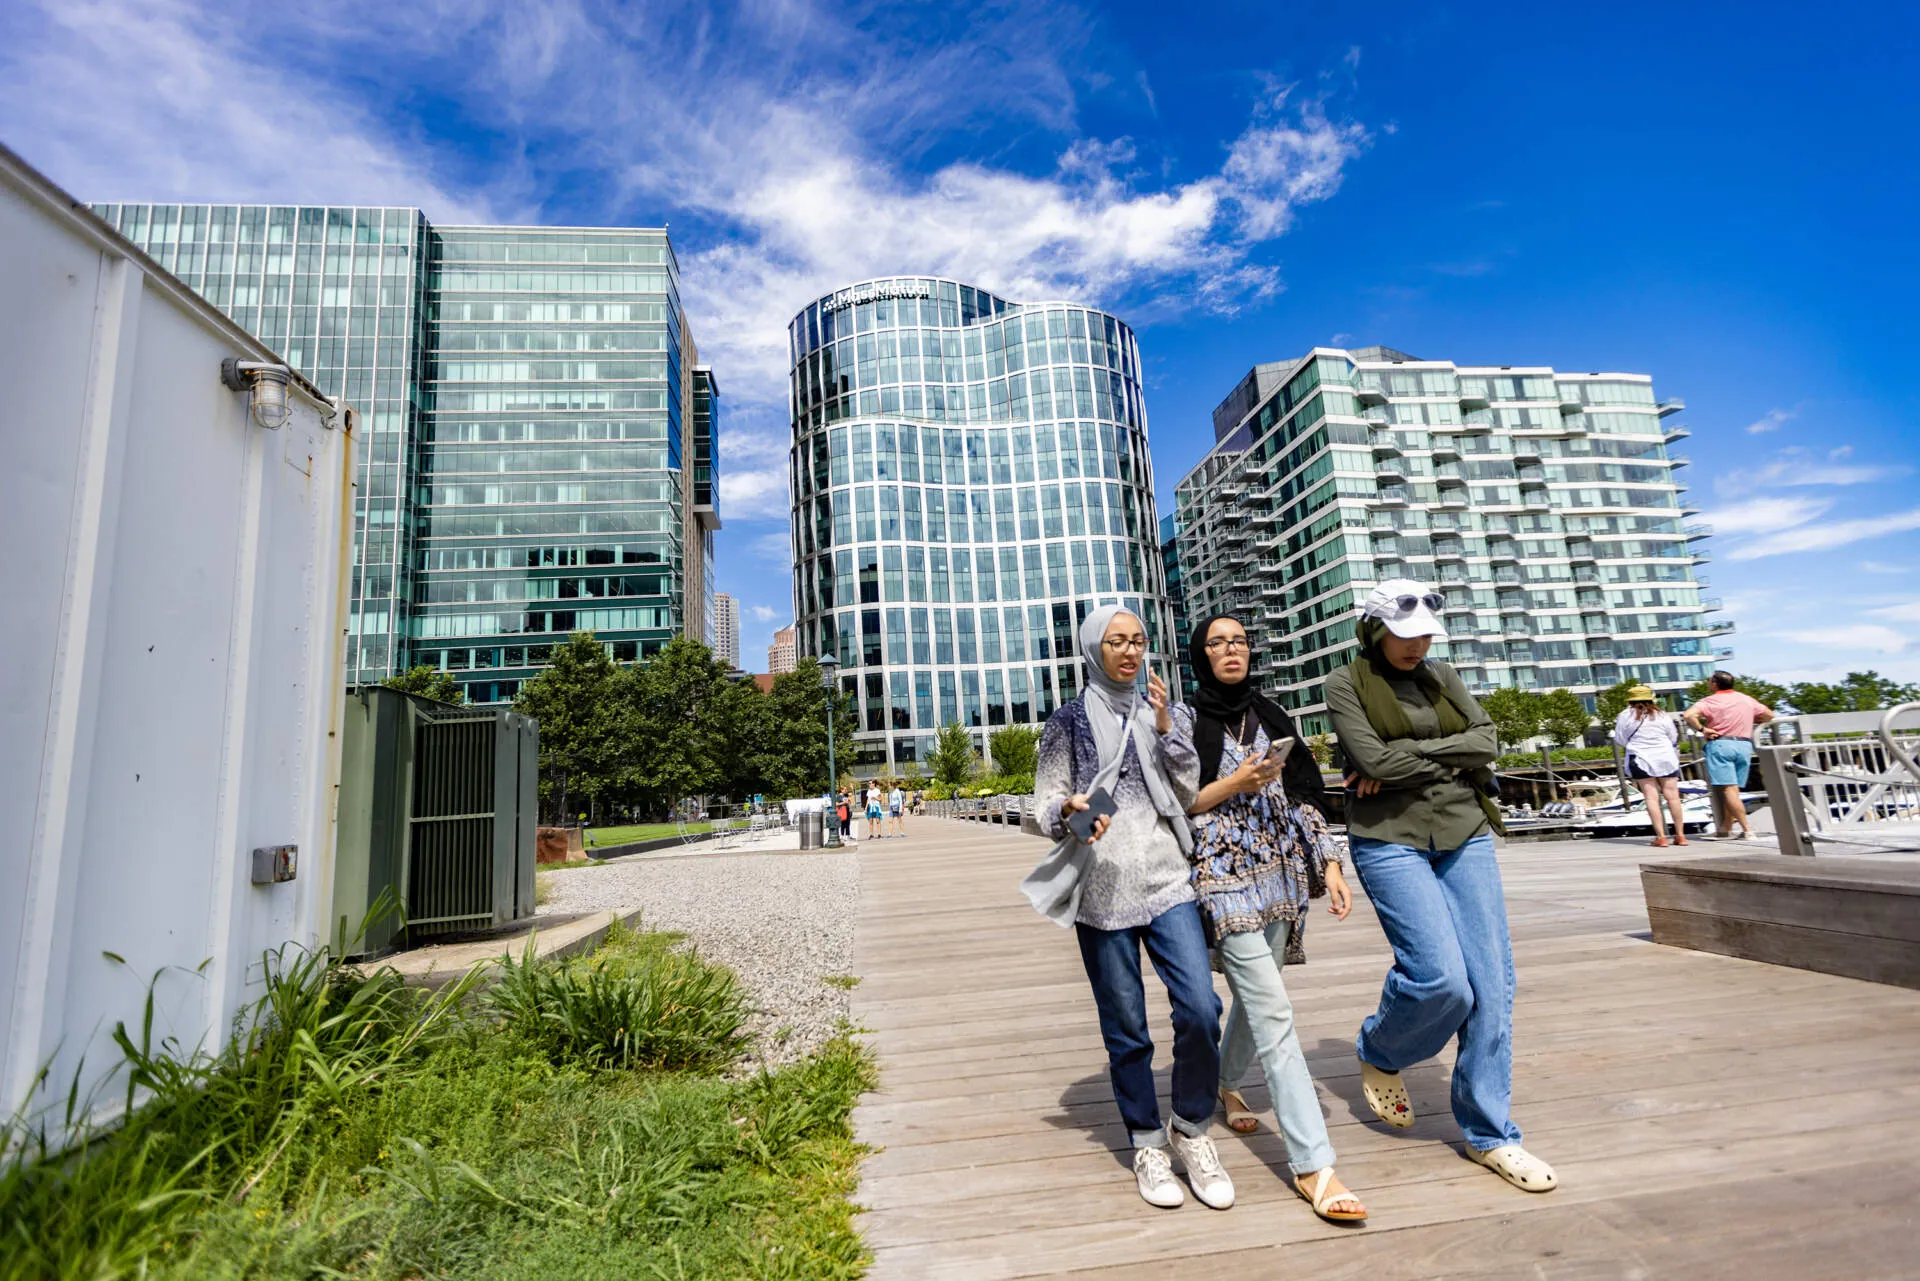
[1219,918,1337,1174]
[1704,737,1752,787]
[1075,901,1222,1149]
[1350,832,1522,1152]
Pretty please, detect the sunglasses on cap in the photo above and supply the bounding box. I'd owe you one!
[1378,592,1445,617]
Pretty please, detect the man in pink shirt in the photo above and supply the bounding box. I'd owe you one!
[1684,671,1775,839]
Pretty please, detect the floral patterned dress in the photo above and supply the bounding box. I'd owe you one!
[1169,703,1344,965]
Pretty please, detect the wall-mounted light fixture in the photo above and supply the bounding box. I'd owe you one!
[220,356,294,430]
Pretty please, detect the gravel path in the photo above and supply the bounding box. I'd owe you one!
[537,846,859,1068]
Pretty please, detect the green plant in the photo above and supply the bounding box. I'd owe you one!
[1307,733,1334,766]
[380,664,467,704]
[1537,688,1592,747]
[485,928,747,1073]
[928,723,976,786]
[1482,686,1545,750]
[987,725,1040,777]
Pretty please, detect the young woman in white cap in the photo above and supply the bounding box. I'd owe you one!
[1324,579,1557,1194]
[1611,685,1688,847]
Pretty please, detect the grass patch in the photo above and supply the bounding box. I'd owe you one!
[822,975,861,990]
[585,822,714,848]
[1,923,875,1281]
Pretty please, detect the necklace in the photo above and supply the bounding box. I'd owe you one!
[1233,708,1258,749]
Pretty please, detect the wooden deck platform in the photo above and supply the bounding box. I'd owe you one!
[850,821,1920,1279]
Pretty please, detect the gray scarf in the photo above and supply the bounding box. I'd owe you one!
[1021,604,1191,927]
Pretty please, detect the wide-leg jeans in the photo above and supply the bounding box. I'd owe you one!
[1218,918,1337,1175]
[1075,901,1222,1149]
[1349,831,1523,1152]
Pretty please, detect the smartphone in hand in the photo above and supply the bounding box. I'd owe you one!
[1068,787,1118,842]
[1263,736,1295,768]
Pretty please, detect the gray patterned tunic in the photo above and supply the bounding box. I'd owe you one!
[1035,696,1200,931]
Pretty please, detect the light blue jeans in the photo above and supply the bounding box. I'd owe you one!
[1218,918,1337,1175]
[1349,831,1522,1152]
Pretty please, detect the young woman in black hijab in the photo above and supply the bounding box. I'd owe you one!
[1166,613,1366,1222]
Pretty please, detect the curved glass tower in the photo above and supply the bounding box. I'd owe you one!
[787,278,1173,775]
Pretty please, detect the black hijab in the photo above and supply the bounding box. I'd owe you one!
[1186,614,1330,816]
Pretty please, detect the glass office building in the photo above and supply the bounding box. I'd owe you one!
[1160,512,1192,696]
[92,205,713,702]
[1174,346,1726,734]
[786,277,1173,774]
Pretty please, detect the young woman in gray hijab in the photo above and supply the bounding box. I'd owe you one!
[1029,605,1234,1212]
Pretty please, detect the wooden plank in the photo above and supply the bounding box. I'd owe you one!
[1643,862,1920,938]
[1647,906,1920,988]
[849,821,1920,1278]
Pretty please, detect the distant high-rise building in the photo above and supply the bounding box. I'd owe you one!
[787,276,1171,776]
[1159,512,1192,696]
[1174,346,1724,734]
[91,202,717,702]
[768,625,798,675]
[713,592,740,667]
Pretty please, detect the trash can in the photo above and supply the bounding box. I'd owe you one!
[799,810,821,850]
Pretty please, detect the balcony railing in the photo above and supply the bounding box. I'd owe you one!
[1657,397,1686,417]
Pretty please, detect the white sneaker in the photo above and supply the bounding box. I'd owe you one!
[1133,1145,1184,1209]
[1168,1130,1235,1210]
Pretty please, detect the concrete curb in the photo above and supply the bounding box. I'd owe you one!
[382,905,647,990]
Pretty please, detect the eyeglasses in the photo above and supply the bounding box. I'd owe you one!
[1204,637,1251,653]
[1380,592,1445,617]
[1101,636,1148,653]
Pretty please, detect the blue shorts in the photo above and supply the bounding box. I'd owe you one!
[1704,737,1753,787]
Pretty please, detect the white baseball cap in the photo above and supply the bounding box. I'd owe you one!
[1362,578,1450,641]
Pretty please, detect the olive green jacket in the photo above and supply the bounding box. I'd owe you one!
[1323,660,1499,851]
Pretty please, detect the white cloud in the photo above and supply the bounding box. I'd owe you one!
[1700,494,1830,536]
[748,604,780,622]
[1862,561,1913,575]
[1726,508,1920,560]
[1745,406,1797,434]
[1776,624,1909,654]
[0,0,505,222]
[1717,453,1911,492]
[1866,601,1920,623]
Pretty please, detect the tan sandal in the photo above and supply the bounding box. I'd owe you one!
[1295,1167,1367,1222]
[1465,1143,1558,1192]
[1219,1087,1258,1134]
[1359,1060,1414,1129]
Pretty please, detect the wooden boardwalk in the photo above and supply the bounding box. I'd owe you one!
[850,820,1920,1279]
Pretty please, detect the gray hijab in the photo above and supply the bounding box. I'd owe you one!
[1077,604,1191,857]
[1020,605,1192,928]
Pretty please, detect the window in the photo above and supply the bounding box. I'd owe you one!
[1023,547,1045,598]
[886,607,908,663]
[957,608,978,663]
[910,607,930,664]
[938,671,958,726]
[890,672,912,729]
[907,547,926,602]
[986,670,1006,725]
[915,670,934,727]
[962,671,982,727]
[999,547,1022,600]
[934,609,954,664]
[930,548,950,602]
[953,549,973,602]
[883,546,903,601]
[1010,668,1031,722]
[1028,604,1051,659]
[1003,606,1027,661]
[859,547,879,603]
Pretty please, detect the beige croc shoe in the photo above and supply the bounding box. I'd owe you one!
[1220,1087,1258,1134]
[1359,1060,1414,1129]
[1466,1143,1558,1192]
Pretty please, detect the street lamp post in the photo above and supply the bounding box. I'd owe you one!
[819,652,840,848]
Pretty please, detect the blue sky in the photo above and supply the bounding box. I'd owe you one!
[8,0,1916,680]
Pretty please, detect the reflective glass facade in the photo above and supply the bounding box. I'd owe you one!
[787,278,1173,774]
[93,205,711,702]
[1175,346,1725,735]
[95,202,428,685]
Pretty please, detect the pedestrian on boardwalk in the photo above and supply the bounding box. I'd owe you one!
[1171,613,1367,1223]
[1325,579,1557,1194]
[1683,671,1774,840]
[1612,685,1688,847]
[1025,605,1233,1212]
[835,792,851,840]
[865,783,884,840]
[888,781,906,837]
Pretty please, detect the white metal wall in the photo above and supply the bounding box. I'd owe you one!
[0,145,354,1130]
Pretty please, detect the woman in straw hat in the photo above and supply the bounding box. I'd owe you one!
[1611,685,1687,848]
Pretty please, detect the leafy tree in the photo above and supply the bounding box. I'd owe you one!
[1783,670,1920,714]
[626,637,733,816]
[1307,733,1334,767]
[513,632,622,822]
[929,722,978,786]
[1481,686,1544,750]
[1537,688,1592,747]
[988,725,1040,777]
[1685,673,1789,708]
[759,658,857,797]
[381,664,466,705]
[1595,679,1639,724]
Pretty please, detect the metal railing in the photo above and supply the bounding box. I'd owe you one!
[1754,703,1920,855]
[927,794,1037,829]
